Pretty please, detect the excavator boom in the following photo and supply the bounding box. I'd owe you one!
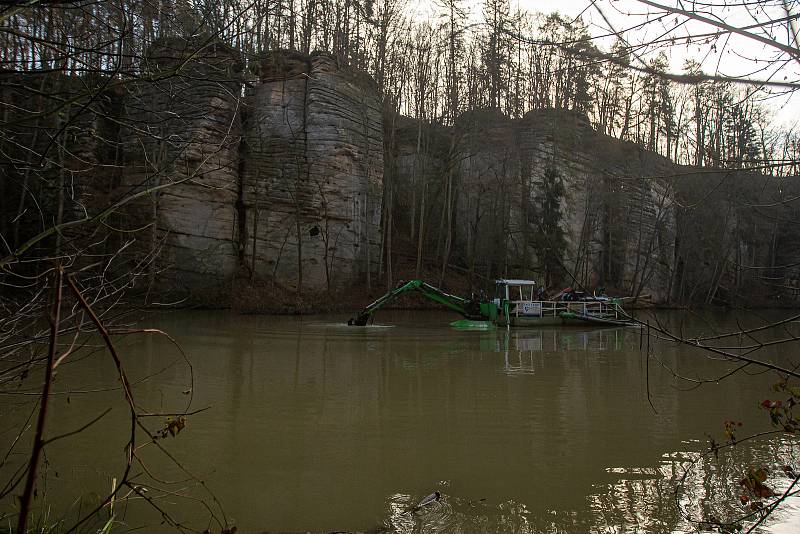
[348,279,483,325]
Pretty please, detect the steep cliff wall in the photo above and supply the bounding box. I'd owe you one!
[392,109,798,305]
[110,44,383,303]
[476,109,676,302]
[0,42,385,303]
[241,51,383,294]
[392,109,676,302]
[4,46,796,307]
[120,38,243,297]
[669,170,800,304]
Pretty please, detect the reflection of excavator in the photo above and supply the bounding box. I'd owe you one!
[347,279,489,326]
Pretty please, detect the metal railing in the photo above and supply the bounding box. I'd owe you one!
[508,299,624,320]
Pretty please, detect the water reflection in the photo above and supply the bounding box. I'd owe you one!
[585,435,800,534]
[377,434,800,533]
[481,328,627,376]
[384,492,536,533]
[486,327,626,354]
[3,311,800,533]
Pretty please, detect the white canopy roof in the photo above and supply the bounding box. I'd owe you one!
[495,279,538,286]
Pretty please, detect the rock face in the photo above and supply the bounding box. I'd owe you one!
[392,109,677,301]
[1,43,385,303]
[120,38,243,297]
[464,109,676,302]
[241,51,383,293]
[668,170,799,304]
[392,109,798,305]
[4,43,796,307]
[111,43,383,302]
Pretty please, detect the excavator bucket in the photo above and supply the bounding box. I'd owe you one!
[348,314,370,326]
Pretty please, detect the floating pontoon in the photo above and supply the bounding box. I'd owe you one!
[348,279,636,328]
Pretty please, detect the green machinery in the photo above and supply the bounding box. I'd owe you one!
[347,279,495,326]
[348,279,635,328]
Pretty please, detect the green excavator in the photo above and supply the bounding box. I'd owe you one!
[347,279,492,326]
[348,278,635,328]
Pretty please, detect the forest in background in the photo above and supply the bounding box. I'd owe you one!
[3,0,799,169]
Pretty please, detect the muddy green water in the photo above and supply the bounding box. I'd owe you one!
[2,310,800,533]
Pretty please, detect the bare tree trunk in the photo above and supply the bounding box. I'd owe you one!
[16,268,62,534]
[295,213,303,301]
[410,117,422,240]
[54,133,66,255]
[385,185,393,289]
[439,139,455,287]
[364,190,371,292]
[146,130,167,302]
[629,180,647,295]
[415,178,427,278]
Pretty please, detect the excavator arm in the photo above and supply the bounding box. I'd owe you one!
[348,279,483,325]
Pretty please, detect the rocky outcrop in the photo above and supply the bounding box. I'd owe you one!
[668,169,800,304]
[105,43,384,303]
[0,43,385,304]
[392,108,798,305]
[4,43,796,307]
[120,38,243,296]
[392,109,677,301]
[486,109,676,302]
[241,51,383,293]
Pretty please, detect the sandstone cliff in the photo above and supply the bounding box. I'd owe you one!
[1,42,385,306]
[120,38,243,297]
[3,43,796,308]
[241,51,383,295]
[392,109,798,305]
[108,42,384,304]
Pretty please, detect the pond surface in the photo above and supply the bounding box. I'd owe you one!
[2,309,800,533]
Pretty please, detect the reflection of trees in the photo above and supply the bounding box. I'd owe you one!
[589,436,800,533]
[382,438,799,532]
[637,310,800,530]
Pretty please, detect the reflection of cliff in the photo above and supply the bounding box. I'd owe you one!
[589,436,799,533]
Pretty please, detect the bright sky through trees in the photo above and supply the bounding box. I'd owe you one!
[409,0,800,127]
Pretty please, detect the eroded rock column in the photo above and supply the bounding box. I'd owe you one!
[241,51,383,294]
[120,37,243,300]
